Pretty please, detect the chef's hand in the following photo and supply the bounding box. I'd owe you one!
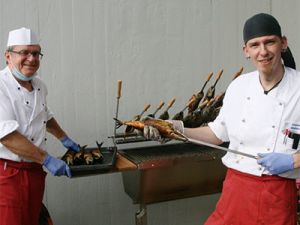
[143,125,169,143]
[142,119,184,144]
[257,152,294,174]
[60,136,80,152]
[167,120,184,134]
[43,155,72,177]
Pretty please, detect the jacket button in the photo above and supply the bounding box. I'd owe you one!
[26,101,29,104]
[31,138,34,141]
[242,119,246,123]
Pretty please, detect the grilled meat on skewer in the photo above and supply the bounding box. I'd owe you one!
[202,69,223,103]
[183,99,209,127]
[125,104,151,133]
[158,97,176,120]
[147,101,165,118]
[114,117,188,142]
[172,97,196,121]
[200,93,225,124]
[188,72,213,113]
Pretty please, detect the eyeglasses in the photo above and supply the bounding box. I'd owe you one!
[9,50,43,60]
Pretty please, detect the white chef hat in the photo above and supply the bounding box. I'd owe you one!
[7,27,39,47]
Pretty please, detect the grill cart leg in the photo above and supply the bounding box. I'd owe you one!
[135,204,147,225]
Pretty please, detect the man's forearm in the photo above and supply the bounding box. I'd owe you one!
[46,117,67,140]
[0,131,47,164]
[184,126,223,145]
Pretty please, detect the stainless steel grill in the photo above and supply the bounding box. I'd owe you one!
[119,142,227,204]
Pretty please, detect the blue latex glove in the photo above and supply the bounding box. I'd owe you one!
[43,155,72,177]
[257,152,294,174]
[60,136,80,152]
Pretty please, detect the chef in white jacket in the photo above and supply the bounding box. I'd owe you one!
[144,13,299,224]
[0,27,80,225]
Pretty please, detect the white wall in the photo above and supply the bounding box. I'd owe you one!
[1,1,300,224]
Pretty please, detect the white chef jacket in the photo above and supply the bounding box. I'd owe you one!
[0,66,53,162]
[209,66,300,179]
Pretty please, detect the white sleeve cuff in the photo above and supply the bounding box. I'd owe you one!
[46,108,54,121]
[0,120,19,139]
[208,120,229,142]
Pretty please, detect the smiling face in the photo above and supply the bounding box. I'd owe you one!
[5,44,41,77]
[243,35,287,77]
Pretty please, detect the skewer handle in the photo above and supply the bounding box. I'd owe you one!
[232,67,244,80]
[157,101,165,110]
[117,80,122,99]
[168,97,176,109]
[182,96,196,111]
[144,104,151,112]
[216,69,223,81]
[206,72,214,81]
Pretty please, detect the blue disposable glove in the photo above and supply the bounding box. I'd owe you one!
[43,155,72,177]
[60,136,80,152]
[257,152,294,174]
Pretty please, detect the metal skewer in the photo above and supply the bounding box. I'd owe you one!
[186,138,259,159]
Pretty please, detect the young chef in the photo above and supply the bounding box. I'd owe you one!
[0,27,80,225]
[144,13,300,224]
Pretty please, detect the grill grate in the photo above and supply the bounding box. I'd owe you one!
[119,142,226,164]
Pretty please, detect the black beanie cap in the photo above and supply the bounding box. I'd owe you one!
[243,13,282,44]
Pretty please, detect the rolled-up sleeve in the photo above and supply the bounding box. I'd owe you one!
[208,107,229,142]
[0,120,19,139]
[0,90,18,139]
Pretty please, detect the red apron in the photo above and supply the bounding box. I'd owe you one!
[0,159,47,225]
[205,169,297,225]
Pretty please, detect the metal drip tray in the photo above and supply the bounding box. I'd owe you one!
[119,142,227,204]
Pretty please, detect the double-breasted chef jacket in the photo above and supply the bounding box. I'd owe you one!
[0,66,53,162]
[209,66,300,179]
